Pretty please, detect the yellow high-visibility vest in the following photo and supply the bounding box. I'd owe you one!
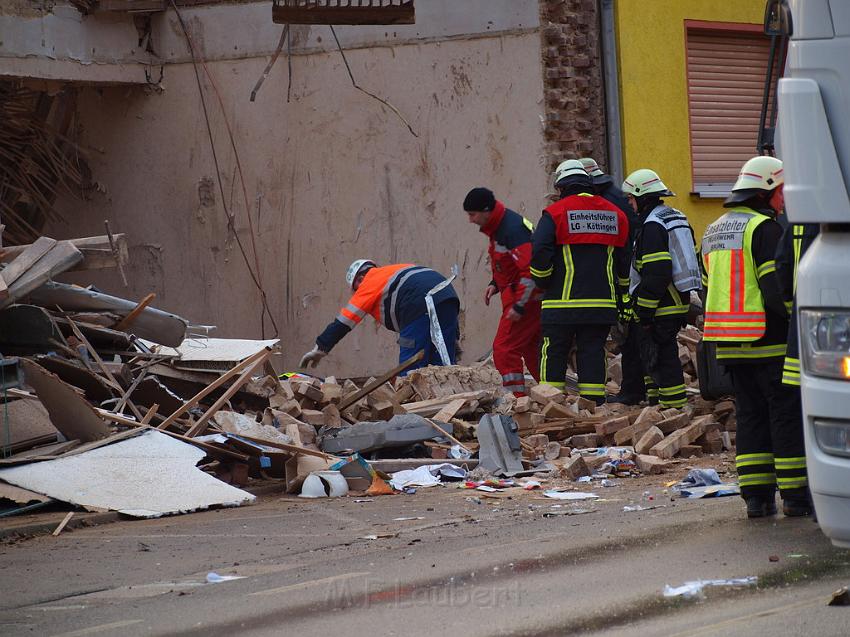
[701,208,771,342]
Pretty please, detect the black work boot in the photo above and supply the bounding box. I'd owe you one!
[783,498,814,517]
[746,495,778,518]
[607,393,643,406]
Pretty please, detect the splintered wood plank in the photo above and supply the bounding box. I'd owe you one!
[185,351,271,437]
[0,236,56,286]
[3,241,83,309]
[432,398,466,423]
[157,348,270,431]
[337,350,425,410]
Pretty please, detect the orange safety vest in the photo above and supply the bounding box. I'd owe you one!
[701,208,771,342]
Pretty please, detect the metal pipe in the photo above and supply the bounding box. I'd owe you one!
[600,0,624,184]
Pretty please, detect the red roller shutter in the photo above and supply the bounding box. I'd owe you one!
[686,26,773,194]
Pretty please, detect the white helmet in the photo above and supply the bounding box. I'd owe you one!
[579,157,604,177]
[725,156,784,205]
[345,259,376,289]
[554,159,591,187]
[731,156,784,193]
[622,168,675,197]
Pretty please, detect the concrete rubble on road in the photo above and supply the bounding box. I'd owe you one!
[1,238,737,523]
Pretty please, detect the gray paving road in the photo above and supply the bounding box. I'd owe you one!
[1,476,848,636]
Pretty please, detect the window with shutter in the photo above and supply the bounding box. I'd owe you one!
[685,22,773,197]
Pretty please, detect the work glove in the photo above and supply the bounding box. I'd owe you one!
[299,345,327,368]
[637,325,659,373]
[617,293,634,323]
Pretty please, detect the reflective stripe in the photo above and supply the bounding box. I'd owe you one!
[516,277,535,306]
[561,244,574,302]
[336,313,357,328]
[578,382,605,397]
[736,453,775,468]
[386,266,426,331]
[379,266,416,330]
[642,251,672,264]
[774,456,807,470]
[660,397,687,408]
[522,217,535,231]
[502,373,525,382]
[658,384,685,396]
[542,299,617,309]
[540,380,565,388]
[777,476,809,489]
[655,304,689,316]
[738,473,777,486]
[618,277,631,287]
[636,296,660,309]
[540,337,551,384]
[792,225,803,295]
[344,303,367,319]
[717,343,787,359]
[530,265,553,277]
[783,356,801,385]
[756,259,777,278]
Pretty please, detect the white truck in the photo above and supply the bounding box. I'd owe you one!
[774,0,850,547]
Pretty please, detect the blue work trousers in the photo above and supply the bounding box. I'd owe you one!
[397,299,459,374]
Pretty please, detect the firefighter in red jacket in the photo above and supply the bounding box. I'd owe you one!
[530,160,630,404]
[463,187,541,396]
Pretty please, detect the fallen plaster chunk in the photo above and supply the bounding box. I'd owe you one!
[0,430,255,518]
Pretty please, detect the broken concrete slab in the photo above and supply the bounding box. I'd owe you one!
[0,430,255,517]
[319,414,451,454]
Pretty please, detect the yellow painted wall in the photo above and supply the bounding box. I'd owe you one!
[615,0,765,237]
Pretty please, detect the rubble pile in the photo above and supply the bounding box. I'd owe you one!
[1,233,736,520]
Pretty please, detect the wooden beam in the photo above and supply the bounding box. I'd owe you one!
[222,433,336,461]
[2,241,83,309]
[0,234,128,272]
[0,236,57,286]
[157,347,271,431]
[338,350,424,411]
[184,351,271,437]
[113,293,156,332]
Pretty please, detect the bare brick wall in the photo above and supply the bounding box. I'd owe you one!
[539,0,608,177]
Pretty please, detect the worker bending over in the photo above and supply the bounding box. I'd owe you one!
[300,260,459,373]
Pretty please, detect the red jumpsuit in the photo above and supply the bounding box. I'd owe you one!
[480,201,541,396]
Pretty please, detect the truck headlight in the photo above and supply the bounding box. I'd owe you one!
[813,419,850,458]
[800,310,850,380]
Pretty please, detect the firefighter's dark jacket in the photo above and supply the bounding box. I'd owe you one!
[775,222,819,304]
[530,192,630,325]
[632,207,696,322]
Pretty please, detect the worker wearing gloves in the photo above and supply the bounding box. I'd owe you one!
[701,156,811,518]
[530,159,630,405]
[300,260,459,373]
[619,169,701,409]
[463,187,541,396]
